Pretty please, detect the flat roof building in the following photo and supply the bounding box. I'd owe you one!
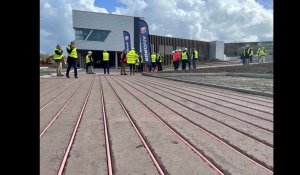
[72,10,224,68]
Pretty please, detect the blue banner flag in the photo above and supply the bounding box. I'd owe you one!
[138,20,151,66]
[123,31,131,52]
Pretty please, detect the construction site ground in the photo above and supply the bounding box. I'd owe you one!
[40,62,273,175]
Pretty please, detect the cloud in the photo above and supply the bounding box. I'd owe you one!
[40,0,272,54]
[40,0,108,54]
[113,0,273,42]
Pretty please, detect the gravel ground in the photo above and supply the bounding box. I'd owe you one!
[40,73,273,175]
[162,75,273,94]
[164,62,273,74]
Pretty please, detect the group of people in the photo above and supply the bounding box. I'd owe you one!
[52,41,203,78]
[120,48,145,75]
[240,45,267,65]
[170,48,199,70]
[53,41,79,78]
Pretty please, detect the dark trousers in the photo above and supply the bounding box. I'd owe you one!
[103,61,109,74]
[150,62,156,71]
[86,62,91,73]
[182,60,187,70]
[129,64,135,74]
[187,60,191,69]
[242,56,249,65]
[157,62,162,71]
[249,56,253,63]
[66,57,77,77]
[173,60,179,70]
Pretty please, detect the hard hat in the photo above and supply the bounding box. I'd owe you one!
[172,51,175,54]
[103,50,107,51]
[184,48,188,51]
[178,49,182,51]
[131,48,135,50]
[88,51,92,54]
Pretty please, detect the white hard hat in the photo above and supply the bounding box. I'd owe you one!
[131,48,135,50]
[172,51,175,54]
[88,51,92,54]
[178,49,182,51]
[184,48,188,51]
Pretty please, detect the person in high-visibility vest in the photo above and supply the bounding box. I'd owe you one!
[66,41,78,78]
[53,44,64,76]
[150,52,157,72]
[181,48,190,70]
[86,51,95,74]
[157,52,163,71]
[192,48,198,69]
[257,47,267,63]
[126,48,138,75]
[240,46,246,65]
[244,45,252,66]
[249,47,254,63]
[103,50,110,74]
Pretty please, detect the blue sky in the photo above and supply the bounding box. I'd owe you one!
[95,0,273,10]
[94,0,125,13]
[40,0,273,54]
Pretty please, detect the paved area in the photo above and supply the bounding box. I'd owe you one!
[40,73,273,175]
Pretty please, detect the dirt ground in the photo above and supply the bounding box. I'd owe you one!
[164,63,273,74]
[40,73,273,175]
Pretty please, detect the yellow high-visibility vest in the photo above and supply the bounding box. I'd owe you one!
[103,52,109,61]
[126,50,137,64]
[67,46,78,58]
[53,48,63,60]
[182,52,187,60]
[151,54,156,62]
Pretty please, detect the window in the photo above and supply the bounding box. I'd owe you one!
[75,28,91,40]
[74,28,110,41]
[87,29,110,41]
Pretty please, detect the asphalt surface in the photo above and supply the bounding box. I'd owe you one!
[40,72,273,175]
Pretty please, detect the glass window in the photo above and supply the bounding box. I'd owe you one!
[75,28,91,40]
[87,29,110,41]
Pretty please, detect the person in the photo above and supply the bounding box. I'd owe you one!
[249,47,254,63]
[120,49,127,75]
[139,53,144,72]
[66,41,78,78]
[240,47,246,65]
[53,44,64,76]
[177,49,182,69]
[172,50,178,70]
[103,50,110,74]
[126,48,138,75]
[157,52,163,71]
[150,52,157,72]
[86,51,95,74]
[185,48,191,69]
[257,47,267,63]
[244,45,252,65]
[135,51,140,72]
[181,48,189,70]
[192,48,198,69]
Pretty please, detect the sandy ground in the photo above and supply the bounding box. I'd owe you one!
[40,73,273,175]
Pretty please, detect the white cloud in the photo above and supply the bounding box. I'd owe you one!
[113,0,273,42]
[40,0,272,54]
[40,0,108,54]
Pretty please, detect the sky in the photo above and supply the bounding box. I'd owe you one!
[40,0,273,54]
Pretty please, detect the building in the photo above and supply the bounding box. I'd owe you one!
[72,10,224,68]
